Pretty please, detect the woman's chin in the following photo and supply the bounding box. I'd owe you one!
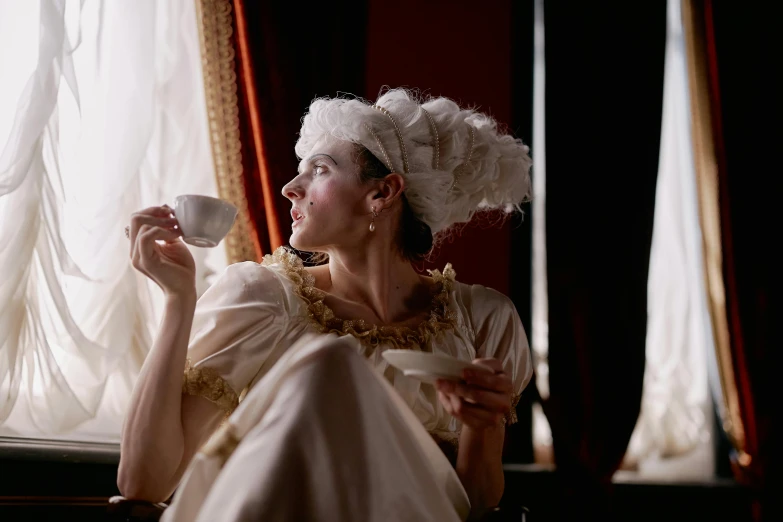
[288,230,316,252]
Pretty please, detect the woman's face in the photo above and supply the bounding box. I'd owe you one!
[282,136,375,252]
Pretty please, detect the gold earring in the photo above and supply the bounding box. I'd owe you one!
[369,207,378,232]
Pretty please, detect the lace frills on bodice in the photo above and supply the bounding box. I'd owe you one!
[260,247,458,351]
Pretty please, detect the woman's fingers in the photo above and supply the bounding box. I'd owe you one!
[133,224,183,264]
[131,205,174,224]
[438,390,458,414]
[434,358,513,429]
[472,358,504,372]
[126,205,196,294]
[437,390,502,428]
[456,400,503,427]
[139,224,182,245]
[462,367,513,394]
[130,214,178,232]
[437,380,510,413]
[129,212,179,252]
[134,204,173,215]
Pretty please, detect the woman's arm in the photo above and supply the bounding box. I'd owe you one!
[119,206,262,502]
[457,423,506,516]
[437,359,514,519]
[117,291,222,502]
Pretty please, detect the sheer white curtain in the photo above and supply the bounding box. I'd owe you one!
[0,0,226,441]
[530,0,554,465]
[622,0,714,479]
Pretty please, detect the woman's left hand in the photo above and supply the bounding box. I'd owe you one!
[436,358,513,430]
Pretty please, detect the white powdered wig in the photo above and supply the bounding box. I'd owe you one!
[295,88,532,236]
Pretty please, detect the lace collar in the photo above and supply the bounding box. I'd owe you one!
[261,247,457,351]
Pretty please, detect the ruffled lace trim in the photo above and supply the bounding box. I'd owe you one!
[261,247,457,350]
[503,393,522,426]
[182,357,239,415]
[431,431,460,466]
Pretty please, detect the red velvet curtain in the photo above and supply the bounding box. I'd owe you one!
[230,0,369,259]
[703,2,781,519]
[543,2,667,518]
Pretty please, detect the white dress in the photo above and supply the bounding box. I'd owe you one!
[162,247,532,522]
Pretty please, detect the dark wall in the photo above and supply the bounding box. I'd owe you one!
[364,0,526,295]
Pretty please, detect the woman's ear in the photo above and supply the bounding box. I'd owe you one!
[371,173,406,207]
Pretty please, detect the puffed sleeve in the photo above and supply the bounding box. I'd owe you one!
[181,262,288,416]
[464,285,533,425]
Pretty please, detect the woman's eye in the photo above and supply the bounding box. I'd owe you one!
[314,165,326,175]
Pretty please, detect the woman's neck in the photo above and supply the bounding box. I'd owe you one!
[320,244,427,325]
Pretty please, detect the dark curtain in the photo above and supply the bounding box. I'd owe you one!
[706,2,781,519]
[506,0,536,464]
[543,1,667,518]
[231,0,369,257]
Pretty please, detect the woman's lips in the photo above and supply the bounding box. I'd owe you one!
[291,213,305,228]
[291,208,305,227]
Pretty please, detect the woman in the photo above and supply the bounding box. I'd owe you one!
[117,88,533,521]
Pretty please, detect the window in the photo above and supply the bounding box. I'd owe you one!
[0,0,225,442]
[530,0,716,479]
[622,0,714,479]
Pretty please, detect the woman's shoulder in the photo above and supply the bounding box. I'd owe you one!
[221,247,299,281]
[219,259,282,290]
[452,279,516,313]
[209,249,301,305]
[449,278,520,338]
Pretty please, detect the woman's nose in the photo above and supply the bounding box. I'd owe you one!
[282,179,303,201]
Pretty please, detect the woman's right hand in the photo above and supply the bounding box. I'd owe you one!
[129,205,196,297]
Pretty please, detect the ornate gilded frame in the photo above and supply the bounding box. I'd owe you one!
[194,0,257,263]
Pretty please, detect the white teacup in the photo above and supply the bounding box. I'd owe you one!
[173,195,238,248]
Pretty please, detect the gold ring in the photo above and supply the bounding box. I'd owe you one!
[124,226,130,239]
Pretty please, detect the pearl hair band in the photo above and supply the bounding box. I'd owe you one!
[370,105,409,174]
[364,104,474,192]
[420,107,440,170]
[362,123,395,173]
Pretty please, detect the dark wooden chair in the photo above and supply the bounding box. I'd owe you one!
[106,496,167,522]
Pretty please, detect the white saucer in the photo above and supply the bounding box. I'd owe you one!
[381,350,493,384]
